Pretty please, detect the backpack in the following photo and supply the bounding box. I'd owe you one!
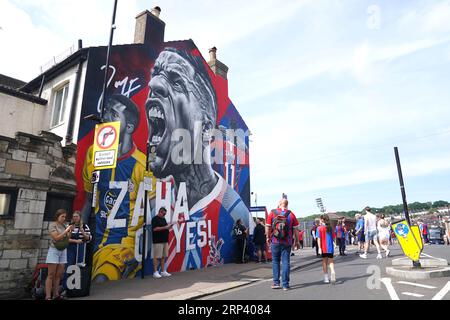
[271,209,291,239]
[29,264,48,300]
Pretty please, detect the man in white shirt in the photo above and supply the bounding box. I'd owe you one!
[359,207,382,259]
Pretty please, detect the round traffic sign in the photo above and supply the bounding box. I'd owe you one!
[96,125,118,150]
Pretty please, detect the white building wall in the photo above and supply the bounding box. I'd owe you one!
[0,92,46,137]
[38,63,86,146]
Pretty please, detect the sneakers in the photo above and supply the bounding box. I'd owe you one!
[376,254,383,260]
[271,284,281,289]
[283,286,291,291]
[330,272,336,284]
[161,271,172,277]
[153,272,162,279]
[324,275,330,284]
[385,250,391,258]
[359,253,368,259]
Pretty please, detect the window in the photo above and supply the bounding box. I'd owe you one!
[51,84,69,127]
[0,189,18,219]
[44,194,73,222]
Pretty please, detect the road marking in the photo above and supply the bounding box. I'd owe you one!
[421,253,439,259]
[381,278,400,300]
[401,292,425,298]
[397,281,437,289]
[432,281,450,300]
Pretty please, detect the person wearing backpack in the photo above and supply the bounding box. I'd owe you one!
[266,199,300,291]
[46,209,73,300]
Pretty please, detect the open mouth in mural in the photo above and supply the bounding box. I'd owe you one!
[147,100,167,147]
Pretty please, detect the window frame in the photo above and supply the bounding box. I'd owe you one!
[0,188,18,220]
[43,193,74,222]
[50,82,70,128]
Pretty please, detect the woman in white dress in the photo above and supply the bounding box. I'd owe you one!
[377,214,391,258]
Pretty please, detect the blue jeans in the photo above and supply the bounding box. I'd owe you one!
[271,243,292,288]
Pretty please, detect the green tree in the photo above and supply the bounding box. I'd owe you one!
[433,200,449,208]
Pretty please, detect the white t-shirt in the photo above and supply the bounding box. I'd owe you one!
[365,213,377,232]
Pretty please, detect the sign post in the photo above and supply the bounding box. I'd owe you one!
[393,147,422,268]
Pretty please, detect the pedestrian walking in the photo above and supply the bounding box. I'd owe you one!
[266,199,300,291]
[253,218,266,263]
[233,219,248,263]
[377,214,391,258]
[317,214,337,284]
[444,218,450,246]
[335,218,347,256]
[418,220,429,244]
[311,219,320,257]
[298,229,305,249]
[359,207,383,260]
[354,214,365,254]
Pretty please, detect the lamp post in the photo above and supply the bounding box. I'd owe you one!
[251,192,257,207]
[100,0,119,120]
[82,0,119,290]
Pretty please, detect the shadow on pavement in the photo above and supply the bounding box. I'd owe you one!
[289,273,370,290]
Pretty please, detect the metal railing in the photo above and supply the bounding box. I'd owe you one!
[39,44,77,74]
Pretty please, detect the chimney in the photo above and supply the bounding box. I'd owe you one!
[208,47,229,80]
[151,6,161,17]
[134,6,165,47]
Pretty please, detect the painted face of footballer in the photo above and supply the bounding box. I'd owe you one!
[146,50,205,178]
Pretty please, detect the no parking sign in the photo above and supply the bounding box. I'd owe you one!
[92,121,121,170]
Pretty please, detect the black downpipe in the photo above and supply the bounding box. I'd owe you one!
[66,40,85,145]
[38,75,46,98]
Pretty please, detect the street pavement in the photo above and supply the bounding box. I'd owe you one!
[77,243,450,300]
[202,244,450,301]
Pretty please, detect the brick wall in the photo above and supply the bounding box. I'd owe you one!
[0,131,76,299]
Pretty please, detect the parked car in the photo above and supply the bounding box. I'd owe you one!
[429,226,445,245]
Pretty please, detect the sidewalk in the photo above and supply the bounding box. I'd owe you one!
[77,248,322,300]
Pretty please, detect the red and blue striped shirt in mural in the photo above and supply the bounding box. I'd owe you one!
[164,172,251,273]
[266,209,299,246]
[316,225,336,254]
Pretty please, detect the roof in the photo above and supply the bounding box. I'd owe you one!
[21,48,89,93]
[0,84,47,105]
[0,74,26,89]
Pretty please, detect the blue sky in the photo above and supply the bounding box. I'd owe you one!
[1,0,450,217]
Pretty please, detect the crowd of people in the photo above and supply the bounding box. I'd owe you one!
[233,202,444,290]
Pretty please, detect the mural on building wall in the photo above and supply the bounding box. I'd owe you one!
[73,41,251,282]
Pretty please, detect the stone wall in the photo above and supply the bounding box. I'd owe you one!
[0,131,76,299]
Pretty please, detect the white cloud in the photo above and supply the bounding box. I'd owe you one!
[1,0,311,81]
[422,1,450,33]
[0,0,71,80]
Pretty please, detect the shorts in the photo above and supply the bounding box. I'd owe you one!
[255,243,266,252]
[46,246,67,264]
[152,243,169,259]
[366,230,378,241]
[322,253,334,259]
[378,231,390,242]
[358,233,365,242]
